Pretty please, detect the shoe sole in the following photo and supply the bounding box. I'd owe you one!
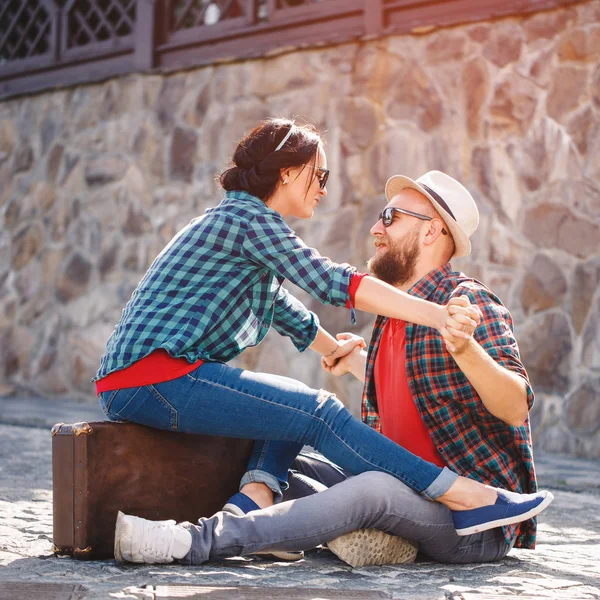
[455,491,555,536]
[114,511,126,563]
[327,529,418,568]
[223,504,303,561]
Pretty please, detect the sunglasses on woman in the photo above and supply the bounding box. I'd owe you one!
[378,206,448,234]
[306,165,330,190]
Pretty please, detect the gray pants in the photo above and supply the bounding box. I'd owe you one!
[180,453,514,566]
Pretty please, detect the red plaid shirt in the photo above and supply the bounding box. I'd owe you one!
[361,264,538,549]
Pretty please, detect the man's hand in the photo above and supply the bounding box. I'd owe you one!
[321,332,366,367]
[321,333,367,382]
[440,296,481,354]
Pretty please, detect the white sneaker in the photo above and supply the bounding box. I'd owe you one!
[327,529,418,568]
[114,511,192,564]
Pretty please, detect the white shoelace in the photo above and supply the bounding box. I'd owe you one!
[141,519,176,561]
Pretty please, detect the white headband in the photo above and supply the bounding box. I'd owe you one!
[274,124,296,152]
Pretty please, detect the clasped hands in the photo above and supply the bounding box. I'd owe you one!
[321,296,482,376]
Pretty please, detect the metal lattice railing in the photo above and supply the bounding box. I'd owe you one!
[0,0,52,62]
[65,0,136,48]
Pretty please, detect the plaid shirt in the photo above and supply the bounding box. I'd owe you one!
[361,264,538,549]
[95,191,355,380]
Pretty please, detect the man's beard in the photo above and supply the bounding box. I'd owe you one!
[367,230,420,287]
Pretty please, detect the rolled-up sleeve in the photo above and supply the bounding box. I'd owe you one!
[241,213,356,307]
[454,284,535,411]
[271,286,320,352]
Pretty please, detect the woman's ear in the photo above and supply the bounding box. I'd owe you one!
[280,168,290,185]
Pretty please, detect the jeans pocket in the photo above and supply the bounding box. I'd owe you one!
[109,386,179,431]
[99,390,119,418]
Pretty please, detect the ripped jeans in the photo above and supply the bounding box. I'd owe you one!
[98,361,457,501]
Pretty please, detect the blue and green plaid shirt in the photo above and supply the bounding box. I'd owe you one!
[362,264,538,549]
[95,191,356,380]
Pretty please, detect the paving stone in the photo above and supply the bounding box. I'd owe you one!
[0,401,599,600]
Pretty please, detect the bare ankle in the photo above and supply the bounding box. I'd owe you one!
[240,482,274,509]
[437,478,497,511]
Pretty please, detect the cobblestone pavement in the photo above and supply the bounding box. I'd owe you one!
[0,406,599,599]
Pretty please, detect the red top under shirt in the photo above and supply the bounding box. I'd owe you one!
[96,272,368,394]
[374,319,446,468]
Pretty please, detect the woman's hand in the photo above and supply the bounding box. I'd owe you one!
[440,296,481,354]
[322,344,364,377]
[321,332,366,367]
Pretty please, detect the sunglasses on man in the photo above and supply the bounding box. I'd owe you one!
[378,206,448,235]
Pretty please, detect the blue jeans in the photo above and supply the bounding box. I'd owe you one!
[98,361,457,500]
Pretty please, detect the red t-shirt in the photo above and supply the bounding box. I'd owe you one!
[374,319,446,468]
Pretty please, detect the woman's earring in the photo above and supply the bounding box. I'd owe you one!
[283,178,289,185]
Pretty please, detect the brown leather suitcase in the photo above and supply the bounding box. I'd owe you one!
[52,421,253,560]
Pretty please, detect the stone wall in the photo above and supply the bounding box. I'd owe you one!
[0,1,599,457]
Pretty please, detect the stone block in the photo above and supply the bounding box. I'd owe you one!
[0,119,16,158]
[156,75,186,130]
[462,58,490,139]
[520,254,567,315]
[368,127,427,192]
[558,25,600,62]
[426,31,467,63]
[567,106,598,156]
[268,84,332,131]
[250,52,315,99]
[583,117,600,183]
[518,310,572,394]
[488,221,531,268]
[40,108,62,155]
[0,293,17,329]
[524,202,600,258]
[340,97,379,149]
[556,179,600,222]
[46,143,64,183]
[122,206,152,237]
[13,144,33,173]
[10,223,44,270]
[352,44,410,100]
[508,117,577,192]
[523,9,576,41]
[170,126,198,183]
[547,65,588,121]
[85,154,129,186]
[56,253,93,303]
[31,182,56,213]
[385,66,443,131]
[482,24,523,68]
[490,73,538,135]
[581,296,600,371]
[14,259,42,306]
[567,378,600,434]
[468,25,490,44]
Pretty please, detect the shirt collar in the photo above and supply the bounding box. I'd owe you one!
[407,263,453,300]
[221,190,271,212]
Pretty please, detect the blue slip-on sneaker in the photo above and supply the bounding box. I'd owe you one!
[222,492,304,561]
[453,489,554,536]
[222,492,261,516]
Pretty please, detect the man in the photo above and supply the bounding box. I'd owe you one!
[113,171,549,567]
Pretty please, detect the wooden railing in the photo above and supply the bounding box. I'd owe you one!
[0,0,583,99]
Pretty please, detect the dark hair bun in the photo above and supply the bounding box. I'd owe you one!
[220,119,322,201]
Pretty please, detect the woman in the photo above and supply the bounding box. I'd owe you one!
[95,119,548,538]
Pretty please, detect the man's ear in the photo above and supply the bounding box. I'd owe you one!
[423,219,446,247]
